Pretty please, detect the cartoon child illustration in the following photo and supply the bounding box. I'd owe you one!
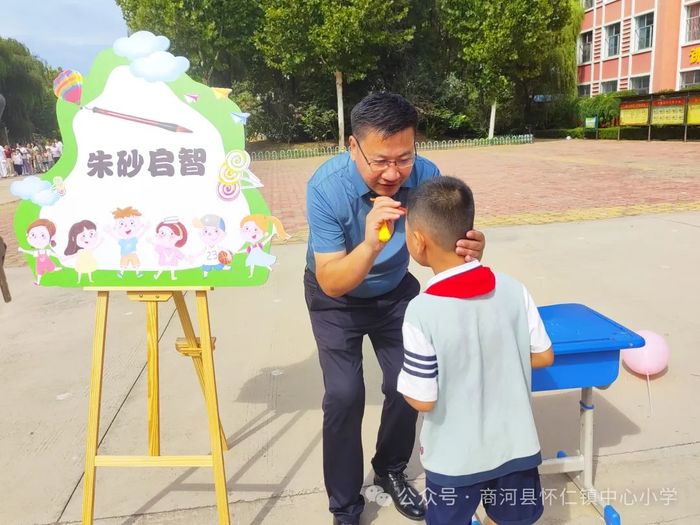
[150,217,188,280]
[64,219,102,284]
[18,218,62,285]
[238,215,288,278]
[192,214,230,277]
[106,206,147,278]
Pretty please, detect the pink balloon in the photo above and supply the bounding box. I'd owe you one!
[621,330,669,376]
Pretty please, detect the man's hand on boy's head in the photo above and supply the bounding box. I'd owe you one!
[455,229,485,262]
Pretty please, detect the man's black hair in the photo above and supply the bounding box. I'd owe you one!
[350,92,418,140]
[406,176,475,252]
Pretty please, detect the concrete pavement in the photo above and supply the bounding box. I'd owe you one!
[1,210,699,524]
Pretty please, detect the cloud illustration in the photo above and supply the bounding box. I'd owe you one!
[10,176,59,206]
[113,31,170,60]
[130,51,190,82]
[33,189,60,206]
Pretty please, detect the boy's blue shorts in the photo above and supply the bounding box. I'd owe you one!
[426,467,544,525]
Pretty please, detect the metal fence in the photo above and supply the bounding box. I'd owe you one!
[250,134,534,162]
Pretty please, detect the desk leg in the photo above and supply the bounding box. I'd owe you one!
[579,387,594,489]
[574,388,621,525]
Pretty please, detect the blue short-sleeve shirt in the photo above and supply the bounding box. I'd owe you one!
[118,237,138,256]
[306,152,440,298]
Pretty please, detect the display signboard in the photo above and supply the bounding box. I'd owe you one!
[12,32,286,288]
[619,100,650,126]
[651,97,685,125]
[687,96,700,125]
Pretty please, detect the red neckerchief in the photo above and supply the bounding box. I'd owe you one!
[424,265,496,299]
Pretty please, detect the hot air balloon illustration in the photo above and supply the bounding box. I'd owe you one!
[53,69,83,104]
[51,70,192,134]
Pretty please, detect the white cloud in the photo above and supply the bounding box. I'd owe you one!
[113,31,169,60]
[10,176,59,206]
[130,51,190,82]
[33,189,61,206]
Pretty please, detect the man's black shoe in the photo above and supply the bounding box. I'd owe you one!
[373,471,425,521]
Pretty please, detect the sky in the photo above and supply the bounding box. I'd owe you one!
[1,0,129,74]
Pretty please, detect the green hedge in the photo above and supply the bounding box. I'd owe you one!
[601,126,700,140]
[598,127,620,139]
[535,125,700,141]
[533,127,584,139]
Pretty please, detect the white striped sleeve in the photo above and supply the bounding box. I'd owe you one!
[523,286,552,354]
[397,321,438,402]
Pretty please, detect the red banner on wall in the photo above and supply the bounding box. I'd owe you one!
[621,101,650,110]
[652,98,684,107]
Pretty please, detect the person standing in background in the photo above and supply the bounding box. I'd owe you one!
[20,144,33,175]
[31,143,43,173]
[11,148,23,176]
[44,143,54,170]
[0,146,7,178]
[51,140,61,164]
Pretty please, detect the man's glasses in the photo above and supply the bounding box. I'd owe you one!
[355,139,416,173]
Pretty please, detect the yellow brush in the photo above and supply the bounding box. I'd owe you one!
[370,198,406,243]
[378,222,392,242]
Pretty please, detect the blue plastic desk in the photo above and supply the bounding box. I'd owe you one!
[533,304,645,525]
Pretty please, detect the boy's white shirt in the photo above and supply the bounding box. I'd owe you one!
[398,263,551,403]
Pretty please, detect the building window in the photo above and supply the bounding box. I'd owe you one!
[579,31,593,64]
[630,76,650,94]
[680,69,700,88]
[601,80,618,93]
[635,13,654,51]
[581,0,594,10]
[687,4,700,43]
[578,84,591,97]
[605,23,621,58]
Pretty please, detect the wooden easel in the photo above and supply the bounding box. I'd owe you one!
[81,287,230,524]
[0,236,11,303]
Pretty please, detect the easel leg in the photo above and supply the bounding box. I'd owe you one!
[192,355,229,450]
[173,291,228,451]
[146,301,160,456]
[82,291,109,525]
[195,291,230,525]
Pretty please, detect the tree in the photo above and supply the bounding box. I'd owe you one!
[116,0,262,86]
[0,38,58,142]
[114,0,584,142]
[255,0,414,148]
[439,0,580,133]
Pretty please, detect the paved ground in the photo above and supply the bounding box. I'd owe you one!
[252,139,700,234]
[1,140,699,525]
[3,140,700,267]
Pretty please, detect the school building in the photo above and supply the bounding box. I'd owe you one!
[577,0,700,96]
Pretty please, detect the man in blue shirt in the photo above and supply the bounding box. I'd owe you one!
[305,92,485,525]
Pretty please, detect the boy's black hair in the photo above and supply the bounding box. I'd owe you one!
[350,92,418,140]
[406,176,475,252]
